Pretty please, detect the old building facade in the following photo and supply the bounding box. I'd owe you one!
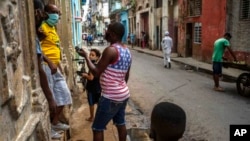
[178,0,250,65]
[0,0,80,140]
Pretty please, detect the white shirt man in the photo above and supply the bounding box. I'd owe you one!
[161,31,173,68]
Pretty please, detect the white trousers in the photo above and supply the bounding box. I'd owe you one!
[163,51,171,66]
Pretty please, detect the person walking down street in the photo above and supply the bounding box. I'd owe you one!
[77,22,132,141]
[39,3,72,136]
[161,31,173,68]
[130,33,135,48]
[80,48,102,122]
[212,33,237,92]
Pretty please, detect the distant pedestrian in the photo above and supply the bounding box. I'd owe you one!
[150,102,186,141]
[77,22,132,141]
[141,31,146,49]
[161,31,173,68]
[127,33,131,44]
[130,33,135,48]
[212,33,237,92]
[80,48,102,122]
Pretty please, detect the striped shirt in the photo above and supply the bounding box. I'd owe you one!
[100,43,132,101]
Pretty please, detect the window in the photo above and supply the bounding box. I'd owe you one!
[156,0,162,8]
[240,0,250,20]
[188,0,201,16]
[194,23,202,43]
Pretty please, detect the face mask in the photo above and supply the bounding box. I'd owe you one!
[46,13,59,26]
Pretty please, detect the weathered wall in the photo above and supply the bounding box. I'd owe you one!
[0,0,50,140]
[178,0,227,62]
[226,0,250,65]
[0,0,75,140]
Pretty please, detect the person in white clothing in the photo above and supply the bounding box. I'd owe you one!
[161,31,173,68]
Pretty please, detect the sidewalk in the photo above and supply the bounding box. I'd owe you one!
[130,46,248,81]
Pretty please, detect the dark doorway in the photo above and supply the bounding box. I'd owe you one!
[186,23,193,57]
[156,26,159,49]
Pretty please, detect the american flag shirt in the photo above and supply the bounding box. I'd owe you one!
[100,43,132,101]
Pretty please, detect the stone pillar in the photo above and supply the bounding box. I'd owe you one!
[162,0,169,36]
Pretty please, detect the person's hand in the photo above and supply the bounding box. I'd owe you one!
[49,63,57,74]
[77,49,88,58]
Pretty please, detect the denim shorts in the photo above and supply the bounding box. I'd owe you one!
[42,64,72,106]
[213,62,222,75]
[92,96,128,131]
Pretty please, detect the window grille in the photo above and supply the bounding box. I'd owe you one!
[156,0,162,8]
[188,0,201,16]
[240,0,250,20]
[194,23,202,43]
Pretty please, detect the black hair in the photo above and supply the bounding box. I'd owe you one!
[150,102,186,141]
[90,48,101,58]
[224,33,232,38]
[33,0,44,10]
[110,22,125,40]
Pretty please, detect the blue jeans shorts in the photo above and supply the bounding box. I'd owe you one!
[213,62,222,75]
[92,96,128,131]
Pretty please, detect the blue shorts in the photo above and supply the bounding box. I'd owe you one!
[87,91,101,106]
[92,96,128,131]
[213,62,222,75]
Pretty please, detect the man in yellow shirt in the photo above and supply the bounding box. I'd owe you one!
[39,4,72,137]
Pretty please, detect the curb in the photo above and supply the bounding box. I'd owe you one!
[131,48,237,82]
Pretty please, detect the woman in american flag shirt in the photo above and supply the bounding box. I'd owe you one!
[77,22,132,141]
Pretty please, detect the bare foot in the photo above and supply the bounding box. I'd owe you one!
[213,87,225,92]
[85,117,94,122]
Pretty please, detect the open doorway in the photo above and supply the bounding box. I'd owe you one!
[186,23,193,57]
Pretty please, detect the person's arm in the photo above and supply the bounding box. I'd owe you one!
[125,65,131,83]
[43,55,58,74]
[226,46,237,61]
[77,46,117,77]
[82,72,94,81]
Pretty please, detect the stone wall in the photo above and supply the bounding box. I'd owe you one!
[0,0,75,140]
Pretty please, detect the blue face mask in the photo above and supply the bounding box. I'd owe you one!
[46,13,59,26]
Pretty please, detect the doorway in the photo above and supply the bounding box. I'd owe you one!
[186,23,193,57]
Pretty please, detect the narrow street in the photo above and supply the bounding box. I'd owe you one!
[127,49,250,141]
[68,45,250,141]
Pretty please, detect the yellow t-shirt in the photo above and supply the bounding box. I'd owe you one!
[40,22,61,65]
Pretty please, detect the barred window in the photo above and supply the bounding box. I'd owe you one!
[240,0,250,20]
[194,23,202,43]
[156,0,162,8]
[188,0,201,16]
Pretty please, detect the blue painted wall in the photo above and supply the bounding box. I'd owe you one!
[120,11,129,43]
[71,0,82,48]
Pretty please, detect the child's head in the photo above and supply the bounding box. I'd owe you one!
[150,102,186,141]
[89,48,101,62]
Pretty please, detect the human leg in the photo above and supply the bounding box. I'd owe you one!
[113,99,128,141]
[163,51,167,68]
[116,125,127,141]
[167,53,171,68]
[212,62,224,91]
[86,105,94,121]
